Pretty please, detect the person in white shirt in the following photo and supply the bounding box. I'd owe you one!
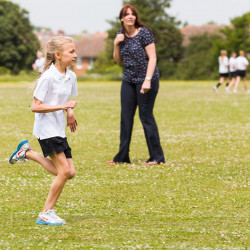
[213,50,229,93]
[32,50,45,74]
[233,50,249,93]
[9,36,78,225]
[226,51,237,93]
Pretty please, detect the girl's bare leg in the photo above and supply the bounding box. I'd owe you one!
[242,77,248,91]
[42,151,75,213]
[233,76,241,92]
[213,77,224,92]
[219,77,224,84]
[228,78,236,89]
[26,150,57,176]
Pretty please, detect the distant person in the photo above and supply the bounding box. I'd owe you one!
[9,36,78,225]
[213,50,229,93]
[226,51,237,93]
[107,4,165,165]
[232,50,249,93]
[32,50,45,74]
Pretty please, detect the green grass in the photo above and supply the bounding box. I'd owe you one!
[0,81,249,249]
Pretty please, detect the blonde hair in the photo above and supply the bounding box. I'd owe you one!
[239,50,245,56]
[31,36,74,92]
[220,50,227,57]
[218,50,227,64]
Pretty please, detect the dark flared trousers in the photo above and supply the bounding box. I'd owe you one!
[113,78,165,163]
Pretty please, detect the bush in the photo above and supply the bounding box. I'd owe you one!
[0,66,11,75]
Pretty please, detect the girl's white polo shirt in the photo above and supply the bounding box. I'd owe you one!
[33,64,78,140]
[236,56,249,70]
[229,57,237,72]
[218,56,229,73]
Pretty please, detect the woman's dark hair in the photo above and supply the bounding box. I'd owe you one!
[119,4,150,35]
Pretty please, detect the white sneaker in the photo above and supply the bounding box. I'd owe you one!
[233,89,237,94]
[9,140,31,164]
[225,87,231,93]
[213,86,218,93]
[246,90,250,94]
[36,209,66,225]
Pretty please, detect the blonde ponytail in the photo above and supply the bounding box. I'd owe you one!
[30,36,74,93]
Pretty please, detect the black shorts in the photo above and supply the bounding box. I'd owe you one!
[230,71,237,78]
[219,73,229,77]
[236,70,246,78]
[38,137,72,158]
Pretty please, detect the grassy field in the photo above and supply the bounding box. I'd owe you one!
[0,81,249,249]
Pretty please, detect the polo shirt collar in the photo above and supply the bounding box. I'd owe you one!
[50,64,71,80]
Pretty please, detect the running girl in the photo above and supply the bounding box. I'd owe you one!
[226,51,237,93]
[9,36,78,225]
[233,50,249,93]
[213,50,229,93]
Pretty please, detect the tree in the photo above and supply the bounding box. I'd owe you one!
[0,0,40,74]
[176,12,250,80]
[220,12,250,53]
[177,33,222,80]
[99,0,183,79]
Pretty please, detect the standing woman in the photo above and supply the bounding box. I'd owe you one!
[213,50,229,93]
[108,4,165,165]
[9,36,78,225]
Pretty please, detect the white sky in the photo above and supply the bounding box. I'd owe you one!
[10,0,250,34]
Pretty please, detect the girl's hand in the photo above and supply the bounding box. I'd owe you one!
[140,80,151,94]
[114,34,125,46]
[62,101,77,110]
[67,108,77,132]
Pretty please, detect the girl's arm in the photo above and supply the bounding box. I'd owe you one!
[224,58,229,67]
[140,43,157,94]
[66,108,77,132]
[113,34,125,64]
[31,97,76,113]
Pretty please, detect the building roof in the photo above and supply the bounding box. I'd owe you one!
[181,25,226,46]
[34,30,54,52]
[75,32,108,58]
[34,30,108,58]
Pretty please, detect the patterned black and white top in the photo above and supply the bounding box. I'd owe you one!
[117,27,159,83]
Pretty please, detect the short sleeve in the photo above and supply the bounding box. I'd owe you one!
[33,76,50,102]
[141,27,155,48]
[117,29,123,35]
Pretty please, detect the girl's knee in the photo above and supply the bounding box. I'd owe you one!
[59,168,74,180]
[68,170,76,179]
